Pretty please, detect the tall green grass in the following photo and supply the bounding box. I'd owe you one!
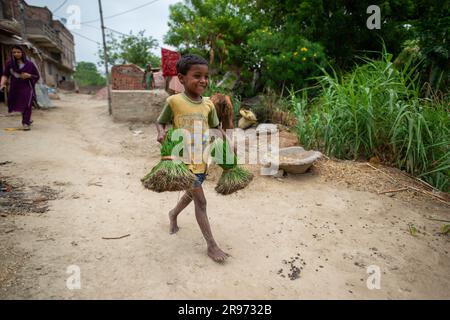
[293,51,450,192]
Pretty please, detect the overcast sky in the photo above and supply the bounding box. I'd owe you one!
[27,0,180,65]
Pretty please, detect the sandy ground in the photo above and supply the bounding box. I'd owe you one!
[0,93,449,300]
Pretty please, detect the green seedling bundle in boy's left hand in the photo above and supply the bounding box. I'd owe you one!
[211,138,253,195]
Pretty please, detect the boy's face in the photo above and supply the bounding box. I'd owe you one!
[179,64,209,97]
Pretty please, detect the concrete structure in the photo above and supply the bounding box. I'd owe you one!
[0,0,76,89]
[111,89,169,123]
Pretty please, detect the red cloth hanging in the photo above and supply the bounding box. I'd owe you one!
[161,48,181,77]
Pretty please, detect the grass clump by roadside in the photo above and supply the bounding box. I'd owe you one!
[293,50,449,192]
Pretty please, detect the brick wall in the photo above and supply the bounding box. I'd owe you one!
[4,0,23,21]
[25,3,52,22]
[53,21,75,71]
[1,0,17,20]
[112,64,146,90]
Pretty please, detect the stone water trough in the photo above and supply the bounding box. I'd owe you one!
[262,147,323,174]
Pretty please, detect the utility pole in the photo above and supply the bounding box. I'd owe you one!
[18,1,27,40]
[98,0,112,115]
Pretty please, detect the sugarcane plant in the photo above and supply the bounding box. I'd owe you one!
[141,128,196,193]
[211,138,254,195]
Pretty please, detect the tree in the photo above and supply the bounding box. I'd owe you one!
[248,29,327,92]
[251,0,416,68]
[413,0,449,95]
[73,62,106,86]
[164,0,255,72]
[164,0,447,96]
[165,0,327,93]
[98,30,160,69]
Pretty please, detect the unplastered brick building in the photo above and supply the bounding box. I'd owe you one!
[23,1,75,88]
[112,64,146,90]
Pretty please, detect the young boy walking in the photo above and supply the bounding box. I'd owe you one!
[156,54,230,263]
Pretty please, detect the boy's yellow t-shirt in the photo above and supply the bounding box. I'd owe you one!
[157,93,220,174]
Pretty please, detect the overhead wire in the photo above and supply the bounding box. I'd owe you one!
[80,0,161,25]
[52,0,69,14]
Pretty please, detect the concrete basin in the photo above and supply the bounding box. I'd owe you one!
[262,147,323,174]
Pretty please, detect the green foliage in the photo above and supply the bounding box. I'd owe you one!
[253,0,416,68]
[160,128,183,157]
[98,30,160,69]
[293,50,450,192]
[409,224,417,236]
[211,139,254,195]
[411,0,449,94]
[442,225,450,235]
[164,0,448,96]
[165,0,422,94]
[211,138,238,170]
[165,0,255,71]
[73,61,106,86]
[248,29,327,91]
[141,128,195,193]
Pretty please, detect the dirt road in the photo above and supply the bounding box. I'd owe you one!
[0,93,449,299]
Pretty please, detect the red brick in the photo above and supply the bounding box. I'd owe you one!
[112,64,146,90]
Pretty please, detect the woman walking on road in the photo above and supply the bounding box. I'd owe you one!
[0,46,40,131]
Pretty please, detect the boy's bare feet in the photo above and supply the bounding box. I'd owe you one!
[169,210,179,234]
[207,245,230,263]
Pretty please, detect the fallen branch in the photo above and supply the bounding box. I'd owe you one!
[88,182,103,187]
[365,163,397,183]
[378,187,408,195]
[427,218,450,223]
[366,163,450,206]
[102,234,130,240]
[406,186,449,206]
[36,238,55,242]
[399,170,439,192]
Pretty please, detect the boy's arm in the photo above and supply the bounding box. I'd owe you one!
[156,102,173,144]
[156,123,167,144]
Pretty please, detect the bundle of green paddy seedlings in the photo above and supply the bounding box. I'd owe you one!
[141,128,196,193]
[211,138,254,195]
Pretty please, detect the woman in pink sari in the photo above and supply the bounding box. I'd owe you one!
[0,46,40,131]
